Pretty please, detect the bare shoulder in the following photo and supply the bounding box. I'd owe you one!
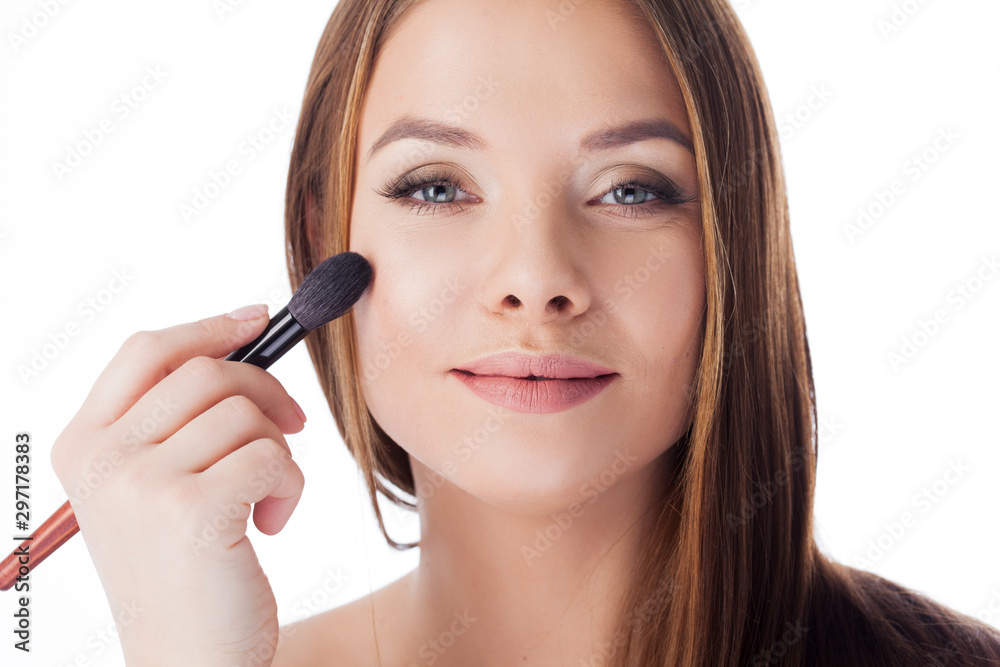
[271,570,415,667]
[270,597,372,667]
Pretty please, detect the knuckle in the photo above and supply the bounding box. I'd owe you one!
[193,316,244,351]
[259,437,291,467]
[193,316,226,339]
[121,330,159,355]
[288,458,305,487]
[119,457,156,502]
[223,394,261,419]
[50,430,87,478]
[270,434,293,459]
[161,476,204,520]
[49,439,69,475]
[180,355,224,383]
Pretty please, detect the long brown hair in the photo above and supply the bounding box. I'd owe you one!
[282,0,1000,664]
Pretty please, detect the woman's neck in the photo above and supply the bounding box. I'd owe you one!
[392,451,674,666]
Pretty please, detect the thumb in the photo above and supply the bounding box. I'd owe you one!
[217,303,272,358]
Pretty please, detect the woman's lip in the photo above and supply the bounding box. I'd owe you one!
[449,369,617,414]
[455,351,616,380]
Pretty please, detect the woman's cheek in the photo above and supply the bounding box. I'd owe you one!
[621,238,704,384]
[354,265,460,403]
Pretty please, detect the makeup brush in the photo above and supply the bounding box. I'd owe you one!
[0,251,372,591]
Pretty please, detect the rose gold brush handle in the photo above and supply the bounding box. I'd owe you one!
[0,500,79,591]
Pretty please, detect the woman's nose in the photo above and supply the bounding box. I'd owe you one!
[480,194,592,325]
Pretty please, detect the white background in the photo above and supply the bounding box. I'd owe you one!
[1,0,998,665]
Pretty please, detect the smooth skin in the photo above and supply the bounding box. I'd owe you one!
[50,305,307,666]
[276,0,705,665]
[51,0,705,664]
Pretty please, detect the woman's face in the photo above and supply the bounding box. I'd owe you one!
[348,0,704,506]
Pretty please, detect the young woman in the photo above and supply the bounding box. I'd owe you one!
[50,0,1000,665]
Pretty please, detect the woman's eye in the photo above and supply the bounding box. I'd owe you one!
[600,186,659,206]
[412,183,469,204]
[376,169,694,218]
[374,168,476,216]
[593,179,696,219]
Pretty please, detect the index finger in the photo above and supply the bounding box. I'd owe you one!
[71,305,271,431]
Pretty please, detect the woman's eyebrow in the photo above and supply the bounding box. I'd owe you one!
[364,115,694,166]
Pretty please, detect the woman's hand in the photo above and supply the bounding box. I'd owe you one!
[50,305,307,666]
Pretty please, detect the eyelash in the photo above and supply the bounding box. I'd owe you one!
[374,168,696,219]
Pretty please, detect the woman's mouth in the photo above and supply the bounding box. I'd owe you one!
[449,369,618,413]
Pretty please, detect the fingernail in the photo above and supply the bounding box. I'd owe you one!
[226,304,269,321]
[291,397,307,423]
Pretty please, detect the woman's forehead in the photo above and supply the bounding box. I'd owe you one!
[358,0,690,161]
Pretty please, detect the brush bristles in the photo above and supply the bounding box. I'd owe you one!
[288,251,372,331]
